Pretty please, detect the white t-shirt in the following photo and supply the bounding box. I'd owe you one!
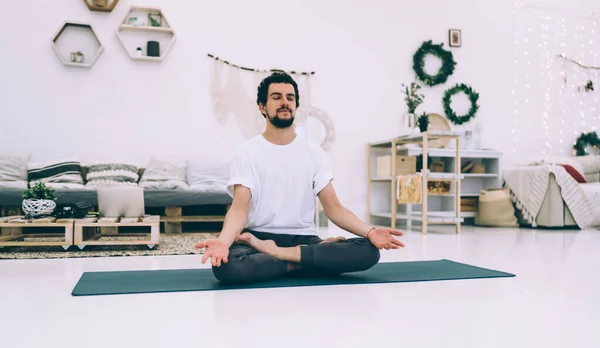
[227,134,333,235]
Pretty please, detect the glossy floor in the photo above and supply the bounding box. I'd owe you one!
[1,225,599,348]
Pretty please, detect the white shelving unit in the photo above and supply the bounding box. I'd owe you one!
[116,6,176,62]
[367,132,503,233]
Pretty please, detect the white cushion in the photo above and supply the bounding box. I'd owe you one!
[139,180,189,190]
[0,180,28,189]
[0,153,30,181]
[45,182,90,190]
[140,157,187,183]
[186,160,229,187]
[189,182,227,193]
[574,155,600,182]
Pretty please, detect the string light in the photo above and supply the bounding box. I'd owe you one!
[578,23,586,131]
[541,14,552,155]
[590,14,598,132]
[514,3,598,157]
[558,17,567,155]
[512,0,524,154]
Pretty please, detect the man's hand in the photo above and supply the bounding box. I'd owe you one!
[194,239,230,267]
[366,227,405,250]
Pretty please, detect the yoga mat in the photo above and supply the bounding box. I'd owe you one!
[71,259,515,296]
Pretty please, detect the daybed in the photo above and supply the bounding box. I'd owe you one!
[503,155,600,229]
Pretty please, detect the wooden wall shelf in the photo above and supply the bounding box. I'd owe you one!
[83,0,120,12]
[116,6,176,62]
[51,21,104,68]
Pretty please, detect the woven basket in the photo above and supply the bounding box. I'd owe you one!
[22,199,56,217]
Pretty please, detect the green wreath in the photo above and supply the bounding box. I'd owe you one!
[412,40,456,87]
[573,131,600,156]
[442,83,480,125]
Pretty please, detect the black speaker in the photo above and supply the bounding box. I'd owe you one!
[147,41,160,57]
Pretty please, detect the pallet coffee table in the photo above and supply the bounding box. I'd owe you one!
[0,216,75,249]
[74,215,160,250]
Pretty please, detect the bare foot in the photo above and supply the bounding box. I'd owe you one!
[236,232,301,263]
[320,236,346,244]
[236,233,279,257]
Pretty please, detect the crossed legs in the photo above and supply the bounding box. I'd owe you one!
[211,231,380,284]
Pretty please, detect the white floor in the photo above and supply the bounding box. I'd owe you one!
[1,225,599,348]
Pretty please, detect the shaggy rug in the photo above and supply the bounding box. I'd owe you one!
[0,233,217,260]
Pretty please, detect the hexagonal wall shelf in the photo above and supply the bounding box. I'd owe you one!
[116,6,176,62]
[51,21,104,68]
[83,0,119,12]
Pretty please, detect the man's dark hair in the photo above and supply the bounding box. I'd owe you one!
[256,72,300,117]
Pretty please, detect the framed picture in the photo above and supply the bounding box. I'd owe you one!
[449,29,461,47]
[148,12,162,27]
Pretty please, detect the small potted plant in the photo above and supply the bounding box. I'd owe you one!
[417,112,430,133]
[22,182,58,218]
[401,78,425,131]
[70,51,85,64]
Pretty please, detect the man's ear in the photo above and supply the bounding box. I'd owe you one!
[259,103,266,115]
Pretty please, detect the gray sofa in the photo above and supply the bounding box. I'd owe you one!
[0,156,232,232]
[0,186,231,208]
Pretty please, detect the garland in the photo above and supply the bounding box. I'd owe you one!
[442,83,480,125]
[412,41,456,86]
[207,53,315,75]
[573,131,600,156]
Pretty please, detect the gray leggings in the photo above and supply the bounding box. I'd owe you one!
[211,230,380,284]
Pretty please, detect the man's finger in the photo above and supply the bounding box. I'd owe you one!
[201,253,209,264]
[389,229,404,236]
[223,256,228,264]
[195,242,207,249]
[391,239,405,247]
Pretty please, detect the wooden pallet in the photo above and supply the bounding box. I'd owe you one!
[74,215,160,250]
[143,205,229,233]
[0,216,75,249]
[1,206,22,217]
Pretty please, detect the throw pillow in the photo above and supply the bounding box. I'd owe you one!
[186,160,229,187]
[27,157,84,185]
[0,153,30,181]
[558,164,587,183]
[85,163,140,187]
[573,155,600,183]
[139,157,188,189]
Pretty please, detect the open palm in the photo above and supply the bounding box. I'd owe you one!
[367,228,405,250]
[195,239,229,267]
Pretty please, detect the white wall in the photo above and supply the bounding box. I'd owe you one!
[0,0,599,221]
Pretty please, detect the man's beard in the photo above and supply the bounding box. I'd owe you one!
[266,109,295,129]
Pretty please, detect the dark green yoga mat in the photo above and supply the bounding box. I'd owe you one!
[71,259,514,296]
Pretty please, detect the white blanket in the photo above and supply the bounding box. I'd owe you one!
[503,164,599,229]
[580,183,600,222]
